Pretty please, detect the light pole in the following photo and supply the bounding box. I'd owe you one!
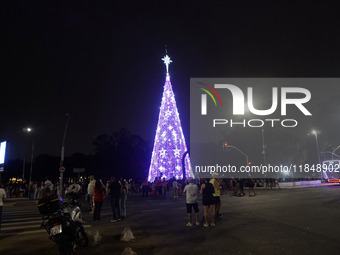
[261,128,266,165]
[29,142,34,183]
[223,143,249,166]
[59,114,70,197]
[311,130,322,180]
[261,128,267,181]
[23,127,34,183]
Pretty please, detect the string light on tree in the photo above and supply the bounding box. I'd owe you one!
[148,54,192,181]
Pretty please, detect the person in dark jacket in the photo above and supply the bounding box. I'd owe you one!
[108,177,121,222]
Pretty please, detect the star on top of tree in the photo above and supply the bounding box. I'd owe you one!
[162,55,172,74]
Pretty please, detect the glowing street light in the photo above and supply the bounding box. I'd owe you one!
[311,130,321,165]
[310,129,322,181]
[23,127,34,183]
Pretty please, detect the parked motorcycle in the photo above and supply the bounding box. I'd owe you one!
[38,186,88,255]
[63,184,89,247]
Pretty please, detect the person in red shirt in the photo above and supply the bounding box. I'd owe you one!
[93,180,105,221]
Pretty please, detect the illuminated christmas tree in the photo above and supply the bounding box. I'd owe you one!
[148,54,192,181]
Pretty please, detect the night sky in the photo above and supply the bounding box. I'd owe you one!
[2,1,340,160]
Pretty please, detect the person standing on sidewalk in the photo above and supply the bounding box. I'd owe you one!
[142,178,149,197]
[183,178,199,227]
[108,177,121,222]
[172,177,179,198]
[248,178,256,196]
[210,173,221,219]
[0,183,6,230]
[162,178,167,197]
[87,175,96,213]
[93,179,105,221]
[200,178,215,227]
[120,180,128,219]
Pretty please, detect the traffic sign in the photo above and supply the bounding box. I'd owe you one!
[59,166,66,173]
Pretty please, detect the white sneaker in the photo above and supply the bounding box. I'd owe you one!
[186,222,192,227]
[195,222,200,226]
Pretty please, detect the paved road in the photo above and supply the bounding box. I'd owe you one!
[1,185,340,255]
[1,200,42,236]
[1,200,93,237]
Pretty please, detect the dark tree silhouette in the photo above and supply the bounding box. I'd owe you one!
[93,128,151,179]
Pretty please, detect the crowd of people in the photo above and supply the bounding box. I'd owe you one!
[0,174,279,230]
[86,175,128,222]
[1,180,56,200]
[84,174,226,227]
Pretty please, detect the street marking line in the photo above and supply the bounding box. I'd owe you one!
[3,209,38,213]
[3,214,41,217]
[3,211,40,214]
[15,225,92,236]
[2,217,42,222]
[2,225,40,231]
[2,220,42,226]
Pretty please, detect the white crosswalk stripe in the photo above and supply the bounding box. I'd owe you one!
[2,220,42,227]
[1,208,43,235]
[1,207,91,236]
[1,208,43,234]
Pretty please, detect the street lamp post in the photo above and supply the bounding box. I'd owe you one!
[23,127,34,183]
[261,128,266,165]
[311,130,322,181]
[224,143,249,166]
[29,142,34,183]
[59,114,70,197]
[261,128,267,180]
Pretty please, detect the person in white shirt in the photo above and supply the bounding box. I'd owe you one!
[0,183,6,230]
[183,178,199,227]
[87,175,96,213]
